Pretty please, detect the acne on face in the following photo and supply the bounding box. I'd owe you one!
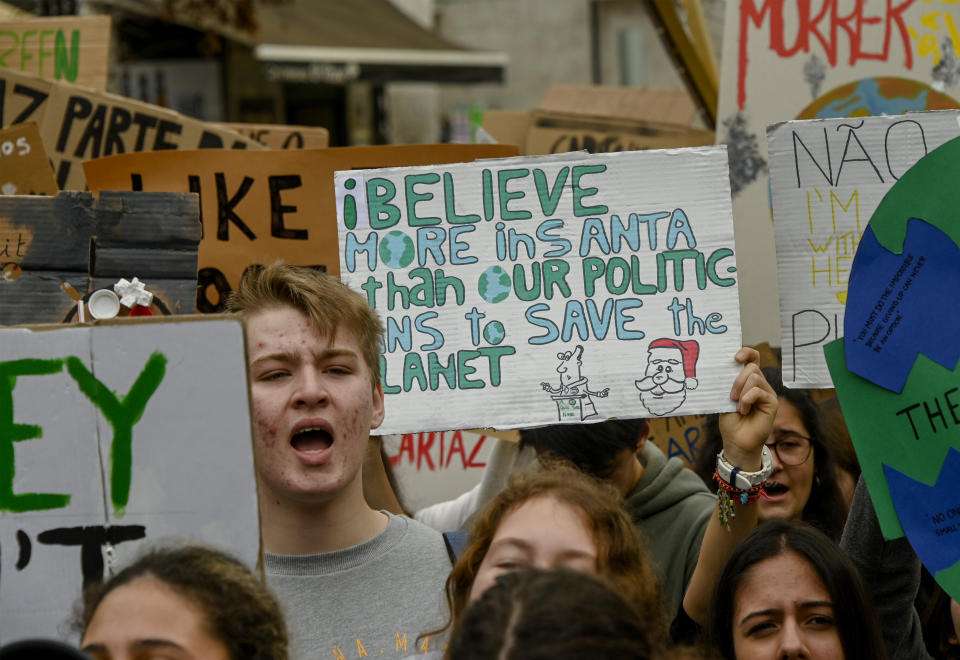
[254,412,279,447]
[244,306,383,506]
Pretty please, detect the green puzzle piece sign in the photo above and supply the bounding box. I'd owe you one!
[825,341,960,539]
[863,135,960,255]
[825,134,960,601]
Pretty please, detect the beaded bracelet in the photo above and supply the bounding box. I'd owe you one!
[714,468,766,530]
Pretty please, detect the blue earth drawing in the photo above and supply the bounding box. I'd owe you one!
[379,230,415,269]
[478,265,511,303]
[483,321,505,345]
[796,77,959,120]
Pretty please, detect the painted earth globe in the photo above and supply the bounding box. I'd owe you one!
[379,230,416,269]
[478,265,511,303]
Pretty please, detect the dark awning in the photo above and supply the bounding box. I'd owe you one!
[254,0,507,84]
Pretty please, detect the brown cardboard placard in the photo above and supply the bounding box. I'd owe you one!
[39,81,265,190]
[0,68,53,126]
[0,122,57,194]
[483,85,713,156]
[0,69,266,191]
[647,414,711,470]
[537,84,699,126]
[83,143,518,311]
[480,110,529,150]
[525,119,715,156]
[0,16,110,90]
[219,122,330,149]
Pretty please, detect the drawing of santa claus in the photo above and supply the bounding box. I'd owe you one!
[634,338,700,416]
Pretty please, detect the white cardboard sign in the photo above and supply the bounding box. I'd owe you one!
[769,110,960,387]
[336,148,742,434]
[717,0,960,346]
[383,430,495,513]
[0,317,259,643]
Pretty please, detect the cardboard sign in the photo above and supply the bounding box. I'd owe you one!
[0,16,110,89]
[0,69,265,191]
[717,0,960,346]
[219,122,330,149]
[336,148,743,434]
[769,111,960,387]
[0,191,200,326]
[0,122,57,195]
[383,430,495,513]
[647,414,710,469]
[0,317,259,642]
[524,120,715,157]
[483,86,714,157]
[825,136,960,601]
[0,68,53,126]
[82,144,518,312]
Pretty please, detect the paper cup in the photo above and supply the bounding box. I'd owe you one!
[88,289,121,319]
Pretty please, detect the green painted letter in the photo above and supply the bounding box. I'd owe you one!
[65,351,167,513]
[0,358,70,512]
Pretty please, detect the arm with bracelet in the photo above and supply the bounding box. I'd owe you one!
[681,347,777,624]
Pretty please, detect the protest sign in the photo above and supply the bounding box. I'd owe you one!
[0,69,265,191]
[82,144,518,312]
[219,122,330,149]
[0,68,52,126]
[0,16,110,89]
[0,190,200,326]
[336,147,743,434]
[825,136,960,601]
[484,85,714,156]
[383,430,495,513]
[717,0,960,346]
[40,80,265,190]
[0,122,57,195]
[0,316,259,642]
[647,414,710,469]
[769,111,960,387]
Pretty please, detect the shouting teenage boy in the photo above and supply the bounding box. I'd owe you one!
[229,263,450,659]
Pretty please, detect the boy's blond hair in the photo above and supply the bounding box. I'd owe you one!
[227,262,384,387]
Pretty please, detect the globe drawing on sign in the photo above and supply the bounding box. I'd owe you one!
[836,136,960,602]
[478,265,511,303]
[379,230,415,269]
[796,77,959,120]
[483,321,506,345]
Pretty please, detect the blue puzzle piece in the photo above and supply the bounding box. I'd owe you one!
[884,448,960,574]
[843,219,960,393]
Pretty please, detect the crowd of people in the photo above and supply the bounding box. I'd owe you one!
[12,263,958,660]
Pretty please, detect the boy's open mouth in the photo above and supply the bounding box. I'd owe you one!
[291,427,333,453]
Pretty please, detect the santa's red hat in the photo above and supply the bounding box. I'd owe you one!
[648,338,699,378]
